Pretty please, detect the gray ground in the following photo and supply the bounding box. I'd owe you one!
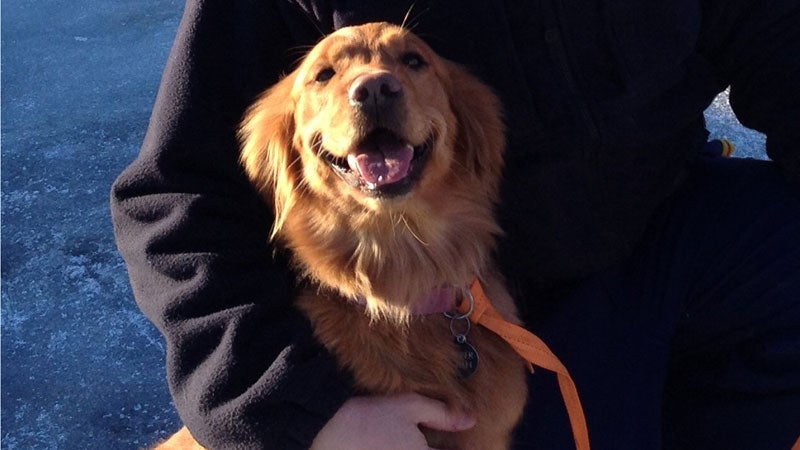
[3,1,182,448]
[1,1,768,449]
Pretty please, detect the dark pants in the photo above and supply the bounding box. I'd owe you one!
[513,156,800,450]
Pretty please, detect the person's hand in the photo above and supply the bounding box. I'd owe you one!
[310,393,475,450]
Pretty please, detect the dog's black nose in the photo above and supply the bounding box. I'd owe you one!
[349,72,403,107]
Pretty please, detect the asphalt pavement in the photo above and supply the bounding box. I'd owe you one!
[3,1,183,448]
[1,1,767,449]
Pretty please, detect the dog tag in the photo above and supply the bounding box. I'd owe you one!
[455,334,480,379]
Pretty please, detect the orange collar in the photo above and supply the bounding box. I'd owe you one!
[463,278,591,450]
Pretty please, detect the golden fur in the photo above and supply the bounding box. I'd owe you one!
[158,22,528,450]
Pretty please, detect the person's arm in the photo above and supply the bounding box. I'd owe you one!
[702,0,800,181]
[110,1,353,448]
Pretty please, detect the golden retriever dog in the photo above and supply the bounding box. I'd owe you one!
[158,22,528,450]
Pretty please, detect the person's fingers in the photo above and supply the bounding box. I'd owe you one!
[398,393,476,432]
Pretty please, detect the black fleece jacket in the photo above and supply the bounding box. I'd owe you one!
[111,0,800,448]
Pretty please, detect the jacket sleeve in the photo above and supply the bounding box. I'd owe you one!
[110,1,352,448]
[702,0,800,182]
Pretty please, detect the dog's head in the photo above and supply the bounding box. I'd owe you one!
[241,23,505,316]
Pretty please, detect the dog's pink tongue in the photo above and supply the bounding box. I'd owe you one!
[347,136,413,187]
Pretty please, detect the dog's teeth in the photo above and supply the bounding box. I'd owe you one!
[377,175,385,183]
[366,181,377,189]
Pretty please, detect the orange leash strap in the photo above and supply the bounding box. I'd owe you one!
[464,279,591,450]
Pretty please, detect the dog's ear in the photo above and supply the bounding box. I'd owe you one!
[445,63,505,198]
[240,72,298,237]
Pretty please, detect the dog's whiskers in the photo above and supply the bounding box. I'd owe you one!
[287,46,318,68]
[392,211,404,230]
[288,44,316,58]
[400,3,428,33]
[292,8,329,38]
[400,214,429,246]
[296,179,313,198]
[449,156,475,180]
[400,4,415,30]
[286,154,304,174]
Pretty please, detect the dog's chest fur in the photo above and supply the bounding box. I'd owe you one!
[297,273,528,450]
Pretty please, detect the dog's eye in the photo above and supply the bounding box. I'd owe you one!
[401,52,427,70]
[315,67,336,83]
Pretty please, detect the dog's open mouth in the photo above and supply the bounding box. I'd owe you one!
[316,129,433,197]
